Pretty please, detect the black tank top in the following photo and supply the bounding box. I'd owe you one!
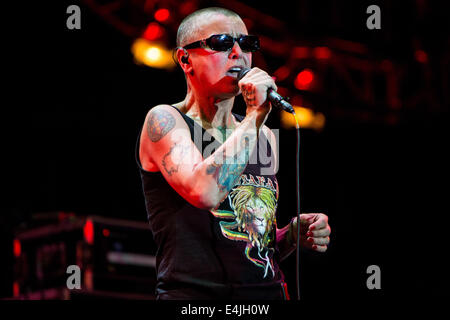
[135,106,288,299]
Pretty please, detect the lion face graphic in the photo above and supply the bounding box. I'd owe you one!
[210,176,279,278]
[230,185,276,251]
[247,197,268,236]
[230,192,275,251]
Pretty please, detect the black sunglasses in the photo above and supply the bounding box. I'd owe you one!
[183,34,260,53]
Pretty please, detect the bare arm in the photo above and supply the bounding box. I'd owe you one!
[140,105,263,209]
[140,68,276,209]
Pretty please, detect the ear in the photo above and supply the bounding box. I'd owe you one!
[176,48,193,74]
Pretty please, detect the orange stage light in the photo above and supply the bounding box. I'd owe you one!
[280,105,325,131]
[131,39,175,69]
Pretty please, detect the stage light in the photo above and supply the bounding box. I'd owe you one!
[131,38,176,69]
[313,47,331,60]
[142,22,165,41]
[133,20,175,69]
[13,282,19,298]
[273,66,291,82]
[103,228,110,237]
[83,219,94,245]
[154,8,170,22]
[280,105,325,131]
[415,50,428,63]
[294,69,314,90]
[292,46,309,59]
[13,239,21,257]
[146,47,162,61]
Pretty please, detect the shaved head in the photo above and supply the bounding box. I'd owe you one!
[176,7,243,48]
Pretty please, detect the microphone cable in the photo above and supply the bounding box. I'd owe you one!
[293,110,302,301]
[237,67,302,299]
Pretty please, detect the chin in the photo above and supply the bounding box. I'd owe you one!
[217,90,239,100]
[211,78,240,99]
[227,91,240,98]
[226,86,241,97]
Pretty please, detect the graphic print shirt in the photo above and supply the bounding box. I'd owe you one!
[136,106,286,299]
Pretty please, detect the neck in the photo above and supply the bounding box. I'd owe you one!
[177,87,238,131]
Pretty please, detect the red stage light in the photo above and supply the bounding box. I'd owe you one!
[83,219,94,245]
[142,22,164,41]
[13,282,19,297]
[273,66,291,82]
[415,50,428,63]
[13,239,21,258]
[313,47,331,60]
[154,8,170,22]
[294,69,314,90]
[103,228,110,237]
[292,47,309,59]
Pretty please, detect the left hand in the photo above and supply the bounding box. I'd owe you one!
[291,213,331,252]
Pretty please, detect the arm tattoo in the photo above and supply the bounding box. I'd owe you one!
[206,136,251,192]
[216,125,228,142]
[162,142,191,176]
[147,109,175,142]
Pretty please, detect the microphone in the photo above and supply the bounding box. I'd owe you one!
[237,68,295,114]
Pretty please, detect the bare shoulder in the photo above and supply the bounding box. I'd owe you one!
[144,104,187,143]
[139,104,190,171]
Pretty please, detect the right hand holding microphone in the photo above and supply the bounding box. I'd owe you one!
[238,67,277,128]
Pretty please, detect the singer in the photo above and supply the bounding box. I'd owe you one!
[136,7,331,300]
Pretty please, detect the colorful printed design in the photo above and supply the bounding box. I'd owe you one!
[210,174,278,278]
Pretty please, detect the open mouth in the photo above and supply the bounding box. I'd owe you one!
[227,66,244,77]
[228,66,243,73]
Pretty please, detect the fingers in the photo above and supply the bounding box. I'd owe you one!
[312,245,328,253]
[240,68,276,109]
[310,236,330,245]
[305,236,329,252]
[307,236,330,245]
[307,225,331,238]
[239,67,277,92]
[309,214,328,231]
[297,213,331,253]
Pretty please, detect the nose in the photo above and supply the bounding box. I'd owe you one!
[229,40,243,59]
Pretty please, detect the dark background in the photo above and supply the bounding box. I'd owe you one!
[2,0,448,300]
